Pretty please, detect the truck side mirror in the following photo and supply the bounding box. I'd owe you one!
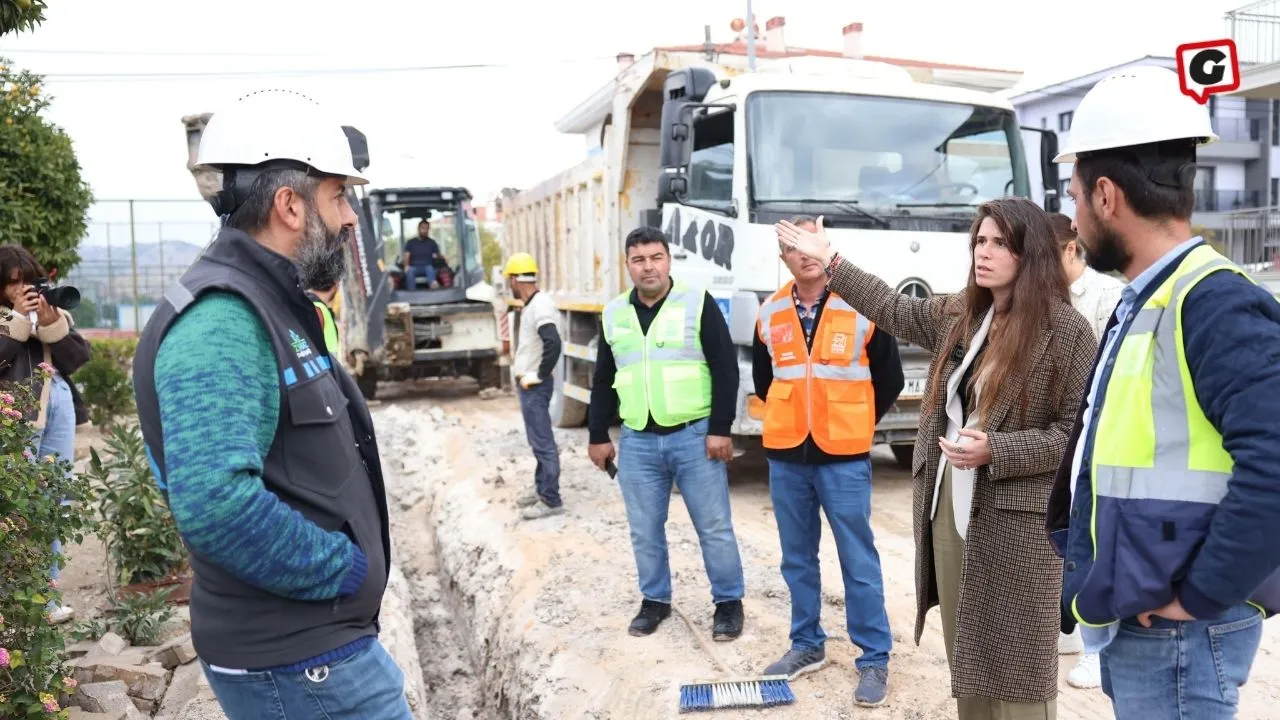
[342,126,371,173]
[1040,131,1061,213]
[659,67,717,169]
[658,173,687,204]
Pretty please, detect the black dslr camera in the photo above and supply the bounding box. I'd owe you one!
[31,278,80,311]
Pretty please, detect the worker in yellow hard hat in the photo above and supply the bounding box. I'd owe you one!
[503,252,565,521]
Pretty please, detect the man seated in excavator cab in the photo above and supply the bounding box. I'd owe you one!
[402,220,443,289]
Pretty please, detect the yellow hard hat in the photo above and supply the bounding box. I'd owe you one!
[502,252,538,277]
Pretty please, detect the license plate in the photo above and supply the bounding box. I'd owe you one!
[902,377,926,398]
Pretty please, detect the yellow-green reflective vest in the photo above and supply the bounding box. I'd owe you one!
[602,280,712,430]
[1074,244,1279,624]
[313,299,340,356]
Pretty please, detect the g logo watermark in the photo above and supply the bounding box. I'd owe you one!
[1177,39,1241,104]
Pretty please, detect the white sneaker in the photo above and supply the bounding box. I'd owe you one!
[1058,628,1083,655]
[47,605,75,625]
[1067,653,1101,689]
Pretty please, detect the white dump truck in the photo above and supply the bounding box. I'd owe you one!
[500,49,1060,467]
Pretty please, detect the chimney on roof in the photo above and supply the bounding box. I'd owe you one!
[616,52,635,71]
[842,22,864,59]
[765,16,786,54]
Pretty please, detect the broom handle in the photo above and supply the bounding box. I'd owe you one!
[672,604,734,676]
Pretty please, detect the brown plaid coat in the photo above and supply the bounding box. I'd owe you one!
[828,261,1096,703]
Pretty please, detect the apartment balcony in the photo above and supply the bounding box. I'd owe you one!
[1196,189,1264,212]
[1201,117,1264,159]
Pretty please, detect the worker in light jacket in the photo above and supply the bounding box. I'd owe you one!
[1047,65,1280,720]
[753,216,904,708]
[504,251,565,521]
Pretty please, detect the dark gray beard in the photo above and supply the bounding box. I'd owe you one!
[1083,221,1131,275]
[296,208,348,291]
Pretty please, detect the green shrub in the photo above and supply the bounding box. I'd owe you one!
[84,423,186,586]
[0,368,95,719]
[75,338,137,430]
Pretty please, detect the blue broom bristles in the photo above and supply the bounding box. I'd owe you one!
[678,677,796,713]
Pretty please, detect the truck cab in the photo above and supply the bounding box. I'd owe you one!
[655,65,1060,465]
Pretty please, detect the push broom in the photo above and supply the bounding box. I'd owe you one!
[672,604,796,713]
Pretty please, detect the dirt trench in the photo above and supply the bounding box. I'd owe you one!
[370,383,1280,720]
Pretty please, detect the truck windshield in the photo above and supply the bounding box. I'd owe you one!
[747,91,1029,218]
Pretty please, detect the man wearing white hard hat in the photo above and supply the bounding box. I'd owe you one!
[131,90,412,719]
[1046,65,1280,719]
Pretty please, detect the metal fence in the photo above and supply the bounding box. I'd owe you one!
[61,199,219,331]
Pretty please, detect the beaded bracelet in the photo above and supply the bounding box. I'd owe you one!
[824,251,842,276]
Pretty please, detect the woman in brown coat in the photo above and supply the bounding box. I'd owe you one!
[776,197,1096,718]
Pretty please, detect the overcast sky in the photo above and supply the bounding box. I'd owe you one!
[0,0,1252,244]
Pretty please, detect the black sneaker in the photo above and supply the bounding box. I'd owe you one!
[712,600,744,641]
[628,599,671,636]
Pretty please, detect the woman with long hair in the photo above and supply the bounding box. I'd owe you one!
[0,244,91,624]
[776,197,1097,717]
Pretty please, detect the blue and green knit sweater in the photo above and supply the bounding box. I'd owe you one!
[154,291,370,671]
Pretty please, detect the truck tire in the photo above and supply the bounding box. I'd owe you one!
[356,367,379,401]
[891,443,914,470]
[475,359,501,389]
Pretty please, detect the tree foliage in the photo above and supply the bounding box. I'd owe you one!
[0,58,93,276]
[480,224,503,279]
[0,0,45,37]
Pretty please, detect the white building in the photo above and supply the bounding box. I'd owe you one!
[1007,56,1269,234]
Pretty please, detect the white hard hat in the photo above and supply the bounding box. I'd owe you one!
[196,89,367,185]
[1054,65,1218,164]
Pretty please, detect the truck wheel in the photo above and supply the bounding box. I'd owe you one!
[891,443,914,470]
[475,360,501,389]
[356,367,378,401]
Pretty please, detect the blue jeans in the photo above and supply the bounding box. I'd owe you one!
[202,639,412,720]
[404,264,436,289]
[28,375,76,609]
[1100,603,1263,719]
[768,458,892,670]
[617,418,745,604]
[517,380,561,506]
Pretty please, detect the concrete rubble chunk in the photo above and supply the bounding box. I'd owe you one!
[74,680,133,713]
[66,639,100,659]
[75,659,171,701]
[67,709,128,720]
[146,632,198,669]
[92,632,128,656]
[154,662,206,720]
[174,688,229,720]
[131,696,159,714]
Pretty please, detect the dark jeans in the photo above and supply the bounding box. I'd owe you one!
[518,380,561,506]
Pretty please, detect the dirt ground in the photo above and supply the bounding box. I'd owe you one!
[372,382,1280,720]
[55,384,1280,719]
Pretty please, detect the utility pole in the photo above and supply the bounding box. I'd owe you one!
[746,0,756,71]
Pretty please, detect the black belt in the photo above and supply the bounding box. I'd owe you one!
[642,417,702,435]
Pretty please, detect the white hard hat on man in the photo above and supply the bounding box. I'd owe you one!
[1055,65,1217,164]
[195,89,367,217]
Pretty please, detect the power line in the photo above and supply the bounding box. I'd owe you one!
[35,56,618,83]
[0,47,325,58]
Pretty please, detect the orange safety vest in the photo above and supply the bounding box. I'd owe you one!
[756,282,876,455]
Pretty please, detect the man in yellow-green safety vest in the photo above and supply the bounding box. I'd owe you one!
[587,225,746,641]
[1046,65,1280,720]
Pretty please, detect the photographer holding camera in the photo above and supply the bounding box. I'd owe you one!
[0,244,91,624]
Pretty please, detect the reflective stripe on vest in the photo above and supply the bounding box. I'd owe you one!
[602,280,711,430]
[1073,244,1279,624]
[757,281,876,455]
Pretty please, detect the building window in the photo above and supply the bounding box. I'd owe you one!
[1041,116,1047,129]
[1059,178,1070,199]
[1271,178,1278,207]
[1058,111,1073,132]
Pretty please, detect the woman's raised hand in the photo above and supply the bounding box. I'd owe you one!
[775,215,835,265]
